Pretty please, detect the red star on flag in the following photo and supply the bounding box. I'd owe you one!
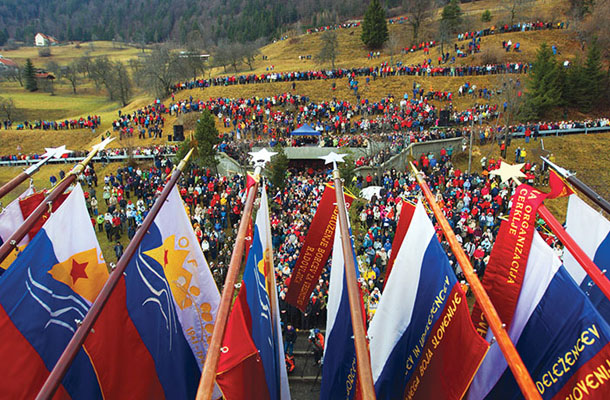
[70,259,88,284]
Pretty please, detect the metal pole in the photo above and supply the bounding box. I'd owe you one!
[542,157,610,215]
[538,205,610,302]
[196,170,261,400]
[36,149,194,400]
[333,168,376,400]
[410,163,541,400]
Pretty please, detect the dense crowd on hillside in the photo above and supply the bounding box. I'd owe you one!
[456,20,567,42]
[80,145,554,330]
[1,116,101,132]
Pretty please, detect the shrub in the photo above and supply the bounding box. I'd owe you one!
[481,10,492,22]
[38,47,51,57]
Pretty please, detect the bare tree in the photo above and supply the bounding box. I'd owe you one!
[317,30,339,69]
[403,0,432,43]
[502,0,535,25]
[385,32,401,65]
[131,46,186,98]
[62,62,80,94]
[0,97,18,121]
[112,61,132,107]
[243,39,263,70]
[4,64,23,87]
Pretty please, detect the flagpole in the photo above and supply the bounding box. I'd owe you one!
[0,146,69,200]
[333,168,377,400]
[35,148,193,400]
[196,168,261,400]
[538,204,610,301]
[0,140,111,265]
[410,163,541,400]
[542,157,610,215]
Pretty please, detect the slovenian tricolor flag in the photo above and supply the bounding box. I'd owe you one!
[0,186,34,270]
[217,184,290,400]
[368,201,488,400]
[0,184,109,398]
[84,185,221,399]
[564,194,610,323]
[468,231,610,400]
[321,203,362,400]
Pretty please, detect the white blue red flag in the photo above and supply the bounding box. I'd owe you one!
[369,201,488,399]
[217,184,290,400]
[564,194,610,323]
[0,184,109,398]
[84,185,221,399]
[320,204,361,400]
[468,231,610,399]
[0,186,35,271]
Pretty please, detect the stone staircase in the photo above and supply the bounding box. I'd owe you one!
[287,329,322,399]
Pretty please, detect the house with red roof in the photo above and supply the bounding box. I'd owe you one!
[35,33,59,47]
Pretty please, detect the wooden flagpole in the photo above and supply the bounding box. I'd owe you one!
[196,169,261,400]
[333,168,376,400]
[0,146,69,200]
[0,140,112,264]
[36,148,193,400]
[411,163,541,400]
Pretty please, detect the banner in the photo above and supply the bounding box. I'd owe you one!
[384,200,416,287]
[471,185,547,337]
[285,184,354,311]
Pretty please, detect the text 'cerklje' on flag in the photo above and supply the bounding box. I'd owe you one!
[217,184,290,400]
[564,194,610,324]
[469,224,610,398]
[368,200,488,400]
[82,185,221,399]
[321,201,363,400]
[0,184,109,398]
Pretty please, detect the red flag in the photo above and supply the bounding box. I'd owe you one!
[384,201,416,288]
[471,185,548,337]
[285,184,355,311]
[246,173,258,191]
[216,287,270,400]
[19,191,69,241]
[244,219,253,262]
[547,169,575,199]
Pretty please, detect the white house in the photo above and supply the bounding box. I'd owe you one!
[35,33,58,47]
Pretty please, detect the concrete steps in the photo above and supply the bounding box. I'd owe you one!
[287,330,322,399]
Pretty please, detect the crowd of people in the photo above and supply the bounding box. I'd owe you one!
[456,20,567,42]
[1,116,101,132]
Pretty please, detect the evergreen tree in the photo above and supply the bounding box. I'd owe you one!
[194,110,221,173]
[361,0,389,49]
[24,59,38,92]
[525,43,562,119]
[441,0,463,34]
[583,39,606,110]
[564,59,589,111]
[268,145,289,191]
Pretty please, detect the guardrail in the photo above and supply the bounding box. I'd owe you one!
[509,126,610,138]
[0,154,172,167]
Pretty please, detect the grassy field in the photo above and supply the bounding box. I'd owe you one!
[0,41,147,67]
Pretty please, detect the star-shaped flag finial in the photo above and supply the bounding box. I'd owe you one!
[319,152,346,170]
[92,137,115,153]
[490,161,526,184]
[42,145,71,159]
[249,148,277,166]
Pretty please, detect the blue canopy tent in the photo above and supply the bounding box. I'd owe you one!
[290,124,320,136]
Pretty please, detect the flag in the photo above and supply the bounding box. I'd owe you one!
[286,184,355,311]
[548,169,575,199]
[320,204,362,400]
[19,190,69,241]
[468,231,610,399]
[84,186,221,399]
[369,201,488,400]
[0,186,35,272]
[383,200,416,286]
[471,185,548,337]
[217,184,290,400]
[564,194,610,323]
[0,184,108,398]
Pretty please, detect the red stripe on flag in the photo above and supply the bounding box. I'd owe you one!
[0,305,71,399]
[217,286,270,400]
[403,283,489,400]
[84,278,165,399]
[384,201,416,288]
[19,192,69,241]
[551,341,610,399]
